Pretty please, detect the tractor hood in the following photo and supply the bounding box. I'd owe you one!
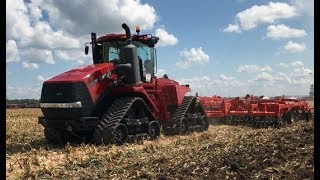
[45,63,115,83]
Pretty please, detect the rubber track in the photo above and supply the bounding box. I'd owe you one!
[168,96,195,134]
[93,97,138,144]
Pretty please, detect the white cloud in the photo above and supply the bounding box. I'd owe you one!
[27,0,43,21]
[22,48,55,64]
[237,65,272,73]
[155,28,178,47]
[37,75,51,82]
[275,72,292,83]
[292,0,314,16]
[235,2,297,30]
[176,47,209,69]
[219,74,235,81]
[6,0,159,68]
[291,61,304,67]
[178,76,212,89]
[266,24,307,39]
[19,21,81,50]
[283,41,306,53]
[22,62,39,70]
[292,67,313,78]
[55,50,91,65]
[290,67,313,85]
[6,40,20,63]
[6,0,34,39]
[42,0,157,36]
[291,78,313,85]
[279,60,304,68]
[223,24,241,33]
[254,72,274,81]
[155,69,167,77]
[177,75,245,96]
[37,75,46,82]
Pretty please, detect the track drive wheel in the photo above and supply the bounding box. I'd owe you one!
[113,123,128,145]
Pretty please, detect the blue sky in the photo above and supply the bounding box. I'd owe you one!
[6,0,314,99]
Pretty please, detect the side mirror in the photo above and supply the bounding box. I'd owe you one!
[85,46,89,55]
[147,37,159,47]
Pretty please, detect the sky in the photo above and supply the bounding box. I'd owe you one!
[6,0,314,99]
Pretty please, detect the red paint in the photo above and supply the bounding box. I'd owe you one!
[45,62,117,103]
[43,61,191,122]
[42,31,193,123]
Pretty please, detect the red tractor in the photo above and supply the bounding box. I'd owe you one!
[38,23,208,145]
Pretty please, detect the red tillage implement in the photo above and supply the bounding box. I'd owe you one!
[198,95,313,128]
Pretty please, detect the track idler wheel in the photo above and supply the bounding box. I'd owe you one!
[113,123,128,146]
[148,121,161,140]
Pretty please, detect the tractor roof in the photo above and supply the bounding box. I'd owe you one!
[97,33,152,44]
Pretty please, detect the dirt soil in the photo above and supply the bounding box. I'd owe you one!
[6,108,314,179]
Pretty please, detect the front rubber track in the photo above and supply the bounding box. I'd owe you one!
[92,97,160,145]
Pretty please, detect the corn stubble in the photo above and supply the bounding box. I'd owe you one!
[6,108,314,179]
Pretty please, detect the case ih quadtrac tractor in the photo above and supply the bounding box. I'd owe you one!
[38,23,208,145]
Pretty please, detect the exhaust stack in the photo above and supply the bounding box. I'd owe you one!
[119,23,141,85]
[122,23,132,44]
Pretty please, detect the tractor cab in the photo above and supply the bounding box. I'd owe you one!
[85,26,159,83]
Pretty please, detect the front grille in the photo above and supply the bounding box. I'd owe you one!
[40,82,94,119]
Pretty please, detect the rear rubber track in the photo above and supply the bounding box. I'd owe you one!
[163,96,208,135]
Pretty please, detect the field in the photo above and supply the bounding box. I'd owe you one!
[6,108,314,179]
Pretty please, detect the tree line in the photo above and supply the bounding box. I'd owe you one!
[6,99,40,108]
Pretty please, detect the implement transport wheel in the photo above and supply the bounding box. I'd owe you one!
[257,117,263,128]
[305,111,312,121]
[275,116,283,129]
[44,128,63,144]
[265,117,270,128]
[148,121,161,140]
[113,123,128,146]
[248,116,254,127]
[261,117,267,128]
[287,110,295,124]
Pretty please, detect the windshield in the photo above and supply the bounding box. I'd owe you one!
[102,41,125,63]
[102,41,154,75]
